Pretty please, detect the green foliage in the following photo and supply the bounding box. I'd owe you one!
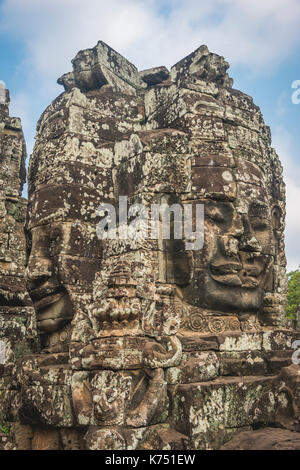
[14,340,32,359]
[6,200,25,222]
[0,424,9,435]
[286,268,300,318]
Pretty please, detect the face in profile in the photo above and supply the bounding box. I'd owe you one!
[26,219,101,352]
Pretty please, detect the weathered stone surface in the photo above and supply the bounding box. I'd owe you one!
[218,351,267,376]
[165,351,219,384]
[139,66,169,86]
[170,45,233,88]
[221,428,300,450]
[0,41,298,451]
[170,374,299,449]
[57,40,146,94]
[0,88,36,361]
[0,86,38,439]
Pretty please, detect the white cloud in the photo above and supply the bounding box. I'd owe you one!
[276,91,289,117]
[1,0,300,85]
[1,0,300,268]
[272,127,300,272]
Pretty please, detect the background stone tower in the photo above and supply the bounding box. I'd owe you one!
[0,84,37,447]
[0,85,35,363]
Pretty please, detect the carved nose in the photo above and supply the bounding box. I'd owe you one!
[230,212,244,239]
[239,215,262,253]
[242,235,262,252]
[25,257,53,282]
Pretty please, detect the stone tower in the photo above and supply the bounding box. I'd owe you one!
[0,84,37,448]
[0,85,35,365]
[0,43,299,450]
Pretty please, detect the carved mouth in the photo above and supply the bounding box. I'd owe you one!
[210,273,243,287]
[37,316,71,334]
[210,262,241,286]
[36,294,73,333]
[210,262,261,288]
[210,263,242,275]
[239,266,261,288]
[29,283,73,333]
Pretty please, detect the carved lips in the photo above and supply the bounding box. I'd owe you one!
[210,260,263,289]
[29,285,73,333]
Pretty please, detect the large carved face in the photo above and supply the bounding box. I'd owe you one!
[180,159,275,315]
[26,218,100,351]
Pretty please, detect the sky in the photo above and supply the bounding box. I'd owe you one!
[0,0,299,271]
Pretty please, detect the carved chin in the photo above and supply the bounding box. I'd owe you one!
[203,275,264,312]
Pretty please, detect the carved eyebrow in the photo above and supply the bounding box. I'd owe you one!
[208,194,234,202]
[248,202,269,217]
[206,200,233,210]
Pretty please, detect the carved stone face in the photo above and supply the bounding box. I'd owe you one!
[181,162,275,315]
[71,50,96,92]
[184,202,272,313]
[71,49,107,92]
[26,219,100,351]
[27,223,72,335]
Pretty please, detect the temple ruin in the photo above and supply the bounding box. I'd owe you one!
[0,41,299,450]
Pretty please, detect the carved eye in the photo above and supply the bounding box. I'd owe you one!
[250,218,269,231]
[207,209,225,223]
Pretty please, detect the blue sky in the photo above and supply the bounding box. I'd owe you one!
[0,0,299,271]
